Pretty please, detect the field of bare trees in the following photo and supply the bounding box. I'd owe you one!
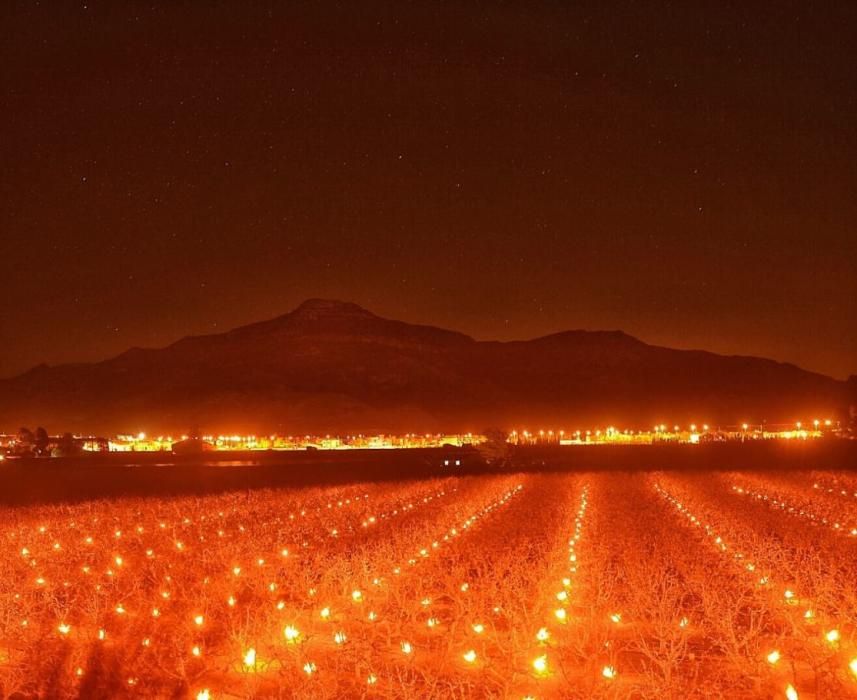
[1,469,856,699]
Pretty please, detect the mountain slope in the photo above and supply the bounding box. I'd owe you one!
[0,299,849,434]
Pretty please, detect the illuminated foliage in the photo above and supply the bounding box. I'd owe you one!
[0,470,855,698]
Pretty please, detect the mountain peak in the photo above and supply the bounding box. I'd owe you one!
[290,298,377,320]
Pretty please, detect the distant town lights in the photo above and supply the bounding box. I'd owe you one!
[5,417,836,459]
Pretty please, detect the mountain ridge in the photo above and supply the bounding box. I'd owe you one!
[0,299,849,434]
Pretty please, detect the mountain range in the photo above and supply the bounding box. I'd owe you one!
[1,299,852,435]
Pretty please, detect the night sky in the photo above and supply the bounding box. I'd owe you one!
[2,1,855,380]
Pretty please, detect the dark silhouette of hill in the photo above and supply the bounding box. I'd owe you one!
[0,299,849,434]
